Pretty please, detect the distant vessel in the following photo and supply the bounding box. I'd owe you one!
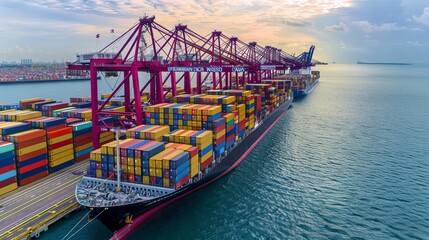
[357,61,412,65]
[283,70,320,98]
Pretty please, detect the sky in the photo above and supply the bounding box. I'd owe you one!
[0,0,428,63]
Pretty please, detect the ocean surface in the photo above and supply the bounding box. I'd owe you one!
[4,63,429,239]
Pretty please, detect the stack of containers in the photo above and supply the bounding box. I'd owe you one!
[222,90,255,130]
[59,108,92,121]
[146,103,226,159]
[236,104,246,138]
[0,141,17,195]
[126,124,170,142]
[99,117,116,145]
[19,98,45,110]
[25,117,67,132]
[66,118,83,125]
[0,103,20,110]
[0,110,42,122]
[117,139,152,183]
[70,96,92,109]
[211,117,226,158]
[165,143,199,180]
[31,99,57,111]
[6,129,48,186]
[149,148,189,189]
[46,127,75,172]
[89,148,102,178]
[261,79,290,104]
[42,102,70,117]
[0,122,31,139]
[206,90,224,95]
[253,95,262,122]
[134,140,165,185]
[223,113,236,149]
[163,130,213,170]
[53,106,77,118]
[243,84,271,106]
[69,121,93,162]
[145,103,222,131]
[26,117,75,173]
[70,96,91,103]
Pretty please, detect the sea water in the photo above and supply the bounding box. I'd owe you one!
[13,63,429,239]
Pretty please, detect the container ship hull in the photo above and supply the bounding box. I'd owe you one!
[84,95,293,237]
[293,77,319,98]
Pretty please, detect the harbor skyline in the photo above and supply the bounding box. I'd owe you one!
[0,0,428,63]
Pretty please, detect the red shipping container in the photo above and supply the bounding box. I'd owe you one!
[0,176,16,188]
[47,127,72,139]
[163,169,170,178]
[150,176,157,185]
[49,138,73,150]
[213,125,225,134]
[127,174,135,183]
[214,135,225,145]
[0,164,16,175]
[19,170,49,186]
[46,124,67,134]
[15,136,46,149]
[96,162,102,169]
[201,156,213,170]
[74,132,92,143]
[226,134,235,143]
[18,159,48,174]
[187,147,198,158]
[75,154,90,162]
[17,148,48,162]
[171,175,189,189]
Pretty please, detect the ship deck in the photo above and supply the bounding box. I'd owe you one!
[0,161,87,239]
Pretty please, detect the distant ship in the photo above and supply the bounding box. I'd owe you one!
[357,61,412,65]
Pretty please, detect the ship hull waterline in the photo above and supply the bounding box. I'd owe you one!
[82,96,293,239]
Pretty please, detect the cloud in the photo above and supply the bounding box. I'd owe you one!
[413,7,429,26]
[325,22,349,32]
[352,21,420,32]
[407,41,424,47]
[283,19,312,27]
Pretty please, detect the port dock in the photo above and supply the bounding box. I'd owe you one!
[0,161,87,239]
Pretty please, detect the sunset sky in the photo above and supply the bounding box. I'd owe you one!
[1,0,428,63]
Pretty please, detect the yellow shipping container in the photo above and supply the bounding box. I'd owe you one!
[48,133,73,145]
[96,169,102,178]
[75,142,93,153]
[163,178,170,188]
[200,151,212,163]
[127,157,134,166]
[0,182,18,196]
[49,154,74,167]
[143,176,150,184]
[17,142,47,156]
[90,148,102,161]
[48,144,74,156]
[155,168,162,177]
[49,149,74,162]
[127,166,135,174]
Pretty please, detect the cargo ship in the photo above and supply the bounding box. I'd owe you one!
[75,81,294,237]
[290,70,320,98]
